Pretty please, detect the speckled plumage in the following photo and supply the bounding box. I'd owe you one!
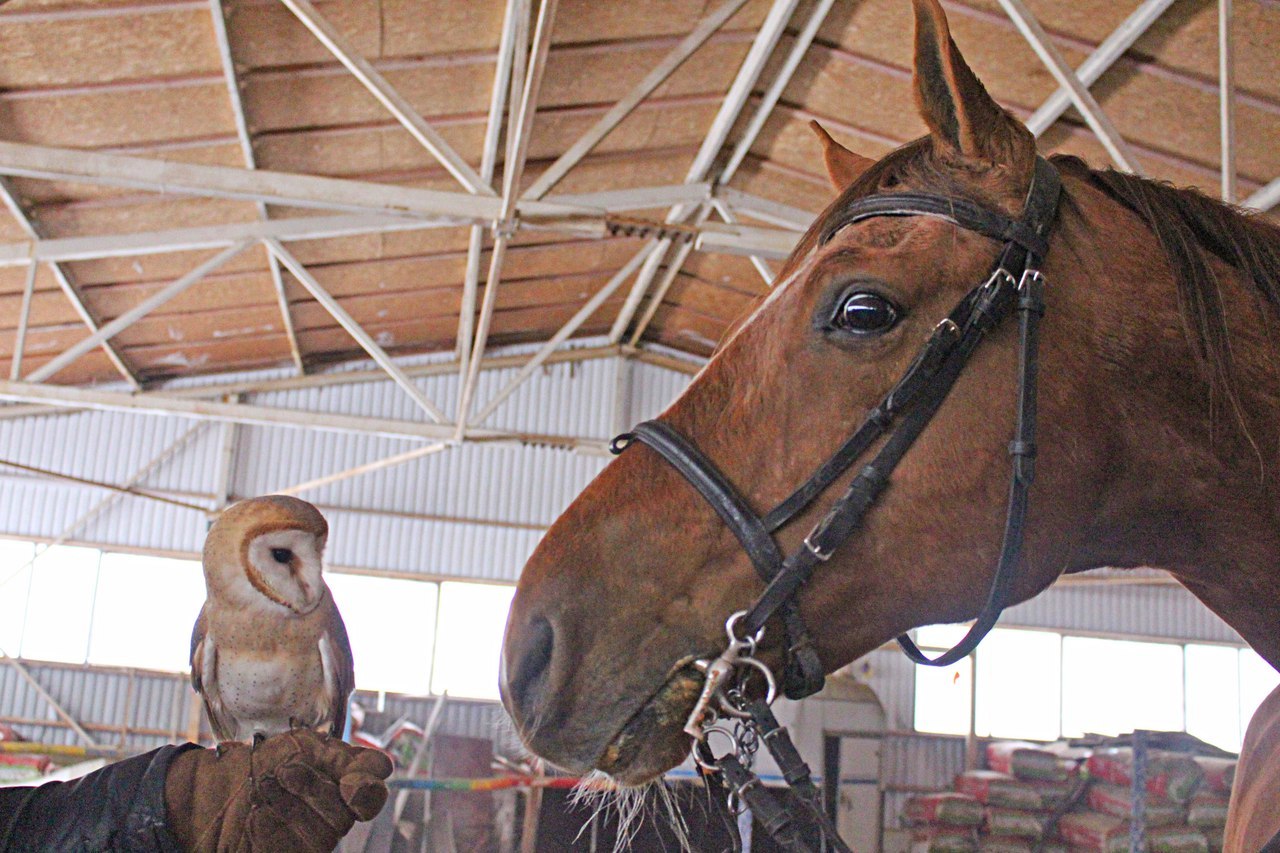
[190,495,354,743]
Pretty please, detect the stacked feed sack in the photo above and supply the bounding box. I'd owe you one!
[901,792,984,852]
[1048,745,1233,852]
[953,768,1072,851]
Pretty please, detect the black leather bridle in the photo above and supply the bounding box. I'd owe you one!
[609,157,1062,851]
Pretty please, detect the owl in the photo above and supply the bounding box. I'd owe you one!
[190,495,354,743]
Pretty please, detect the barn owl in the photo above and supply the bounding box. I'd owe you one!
[190,495,354,743]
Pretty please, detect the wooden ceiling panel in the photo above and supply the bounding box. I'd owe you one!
[64,243,272,291]
[0,287,87,331]
[232,0,501,68]
[29,196,261,241]
[281,226,474,268]
[0,82,235,149]
[646,302,728,355]
[547,0,770,46]
[0,347,118,387]
[81,268,278,321]
[111,301,286,351]
[124,333,298,380]
[0,5,220,87]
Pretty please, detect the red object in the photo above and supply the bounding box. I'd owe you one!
[903,792,984,826]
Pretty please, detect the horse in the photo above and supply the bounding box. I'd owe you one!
[500,0,1280,846]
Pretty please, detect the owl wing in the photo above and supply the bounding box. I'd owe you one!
[189,606,237,742]
[318,592,356,738]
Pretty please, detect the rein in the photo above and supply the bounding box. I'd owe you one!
[611,157,1062,851]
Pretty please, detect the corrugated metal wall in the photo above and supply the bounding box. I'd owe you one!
[0,658,511,755]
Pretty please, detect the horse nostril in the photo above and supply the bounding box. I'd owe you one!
[506,617,554,722]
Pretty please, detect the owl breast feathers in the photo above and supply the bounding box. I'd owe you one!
[190,495,354,743]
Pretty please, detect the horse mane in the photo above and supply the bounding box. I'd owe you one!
[779,139,1280,449]
[1057,154,1280,447]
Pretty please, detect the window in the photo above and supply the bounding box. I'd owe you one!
[0,539,35,656]
[327,572,438,696]
[88,554,205,672]
[431,582,515,701]
[1061,636,1184,737]
[20,545,100,664]
[976,628,1061,741]
[913,625,973,735]
[1185,643,1242,751]
[912,625,1061,740]
[1239,648,1280,741]
[911,625,1278,751]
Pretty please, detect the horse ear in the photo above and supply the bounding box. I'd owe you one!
[809,120,875,192]
[911,0,1034,169]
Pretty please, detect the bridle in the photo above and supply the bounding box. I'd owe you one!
[610,156,1062,851]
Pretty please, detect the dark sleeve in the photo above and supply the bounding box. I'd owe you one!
[0,743,200,852]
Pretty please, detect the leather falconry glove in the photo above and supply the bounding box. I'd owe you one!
[164,728,393,852]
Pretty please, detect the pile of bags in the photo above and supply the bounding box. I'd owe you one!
[903,740,1235,852]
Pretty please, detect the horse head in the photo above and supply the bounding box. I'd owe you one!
[501,0,1280,785]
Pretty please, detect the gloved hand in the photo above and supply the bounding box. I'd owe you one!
[164,728,393,852]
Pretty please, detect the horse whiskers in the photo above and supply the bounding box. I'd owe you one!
[569,770,694,852]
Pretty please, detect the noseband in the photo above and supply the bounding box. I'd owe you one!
[610,157,1061,851]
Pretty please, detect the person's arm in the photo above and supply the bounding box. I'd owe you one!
[0,730,391,853]
[0,743,195,851]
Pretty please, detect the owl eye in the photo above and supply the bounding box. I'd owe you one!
[831,289,901,336]
[270,548,293,564]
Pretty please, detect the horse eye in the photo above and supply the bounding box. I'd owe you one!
[270,548,293,564]
[832,290,900,335]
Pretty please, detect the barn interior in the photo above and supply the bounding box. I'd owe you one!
[0,0,1277,849]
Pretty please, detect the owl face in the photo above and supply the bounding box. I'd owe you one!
[204,495,330,616]
[242,525,327,614]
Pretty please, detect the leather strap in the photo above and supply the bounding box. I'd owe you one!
[614,422,826,698]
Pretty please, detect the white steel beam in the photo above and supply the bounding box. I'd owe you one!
[714,186,813,230]
[1025,0,1176,137]
[0,213,442,267]
[0,379,607,450]
[0,177,140,388]
[211,0,305,374]
[522,0,752,201]
[1219,0,1236,203]
[0,657,98,747]
[9,261,37,381]
[606,0,800,342]
[996,0,1143,174]
[710,200,776,282]
[720,0,836,182]
[276,442,449,497]
[0,141,586,221]
[546,183,711,213]
[457,0,521,379]
[25,241,254,384]
[279,0,492,196]
[265,239,447,423]
[211,410,238,512]
[456,0,555,438]
[471,244,656,426]
[696,217,797,260]
[627,239,697,347]
[0,344,627,423]
[1245,177,1280,212]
